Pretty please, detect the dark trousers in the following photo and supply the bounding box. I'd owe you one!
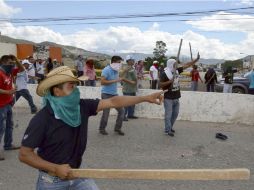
[206,84,215,92]
[85,80,96,87]
[99,93,124,131]
[77,71,84,86]
[249,88,254,95]
[15,89,37,112]
[36,73,45,84]
[123,92,136,118]
[151,80,158,89]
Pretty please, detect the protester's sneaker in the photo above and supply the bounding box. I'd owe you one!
[123,117,128,121]
[0,150,5,161]
[171,129,175,133]
[128,116,138,119]
[164,131,169,135]
[4,145,20,151]
[167,132,174,137]
[114,129,125,136]
[99,130,108,135]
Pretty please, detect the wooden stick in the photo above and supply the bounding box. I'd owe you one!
[176,39,183,65]
[189,42,193,61]
[70,168,250,180]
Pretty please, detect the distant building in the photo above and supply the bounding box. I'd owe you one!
[0,42,62,61]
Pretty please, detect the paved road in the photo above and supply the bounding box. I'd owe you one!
[0,108,253,190]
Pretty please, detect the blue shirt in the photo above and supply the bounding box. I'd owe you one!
[101,65,119,95]
[245,70,254,89]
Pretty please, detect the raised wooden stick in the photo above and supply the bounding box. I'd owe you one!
[70,168,250,180]
[189,42,193,61]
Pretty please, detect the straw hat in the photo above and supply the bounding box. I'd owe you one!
[36,66,88,97]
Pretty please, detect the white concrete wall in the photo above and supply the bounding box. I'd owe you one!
[0,42,17,57]
[14,85,254,125]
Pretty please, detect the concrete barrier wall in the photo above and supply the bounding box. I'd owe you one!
[14,85,254,125]
[0,42,17,57]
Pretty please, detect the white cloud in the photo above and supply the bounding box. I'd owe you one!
[239,0,254,6]
[0,21,251,60]
[0,0,21,17]
[186,12,254,32]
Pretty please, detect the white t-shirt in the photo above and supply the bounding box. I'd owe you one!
[27,65,35,77]
[36,63,45,75]
[16,71,28,91]
[149,65,158,80]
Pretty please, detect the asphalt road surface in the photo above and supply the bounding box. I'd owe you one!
[0,108,253,190]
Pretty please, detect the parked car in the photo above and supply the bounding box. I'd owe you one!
[215,76,250,94]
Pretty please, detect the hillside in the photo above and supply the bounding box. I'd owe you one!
[0,35,111,67]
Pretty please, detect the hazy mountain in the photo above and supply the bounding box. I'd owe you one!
[0,35,111,66]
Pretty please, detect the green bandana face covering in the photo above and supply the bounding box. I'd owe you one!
[43,87,81,127]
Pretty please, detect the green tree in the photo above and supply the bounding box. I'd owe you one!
[153,41,167,59]
[152,41,168,67]
[144,57,154,71]
[222,59,242,70]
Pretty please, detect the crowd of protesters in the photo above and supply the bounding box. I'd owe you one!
[1,53,253,160]
[1,52,254,190]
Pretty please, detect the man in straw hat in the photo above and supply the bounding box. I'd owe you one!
[19,65,164,189]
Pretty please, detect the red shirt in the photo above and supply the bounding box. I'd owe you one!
[191,70,200,82]
[0,70,14,107]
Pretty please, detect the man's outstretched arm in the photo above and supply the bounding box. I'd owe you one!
[96,91,165,112]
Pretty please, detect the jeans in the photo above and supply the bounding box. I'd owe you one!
[85,80,96,87]
[206,84,215,92]
[99,93,124,131]
[123,92,136,118]
[15,89,37,112]
[36,171,99,190]
[191,81,198,91]
[0,104,13,149]
[163,99,180,133]
[223,83,232,93]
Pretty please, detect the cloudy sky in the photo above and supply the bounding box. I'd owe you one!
[1,0,254,60]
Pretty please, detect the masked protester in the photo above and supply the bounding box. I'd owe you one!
[19,65,164,189]
[84,59,96,87]
[0,55,24,161]
[99,56,125,135]
[122,55,138,121]
[160,53,200,137]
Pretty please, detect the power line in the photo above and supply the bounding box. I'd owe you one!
[0,6,254,24]
[1,17,254,28]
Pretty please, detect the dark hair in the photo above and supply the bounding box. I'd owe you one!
[86,59,94,65]
[0,55,11,65]
[9,54,19,64]
[111,56,123,63]
[193,65,198,69]
[49,83,64,96]
[48,57,52,63]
